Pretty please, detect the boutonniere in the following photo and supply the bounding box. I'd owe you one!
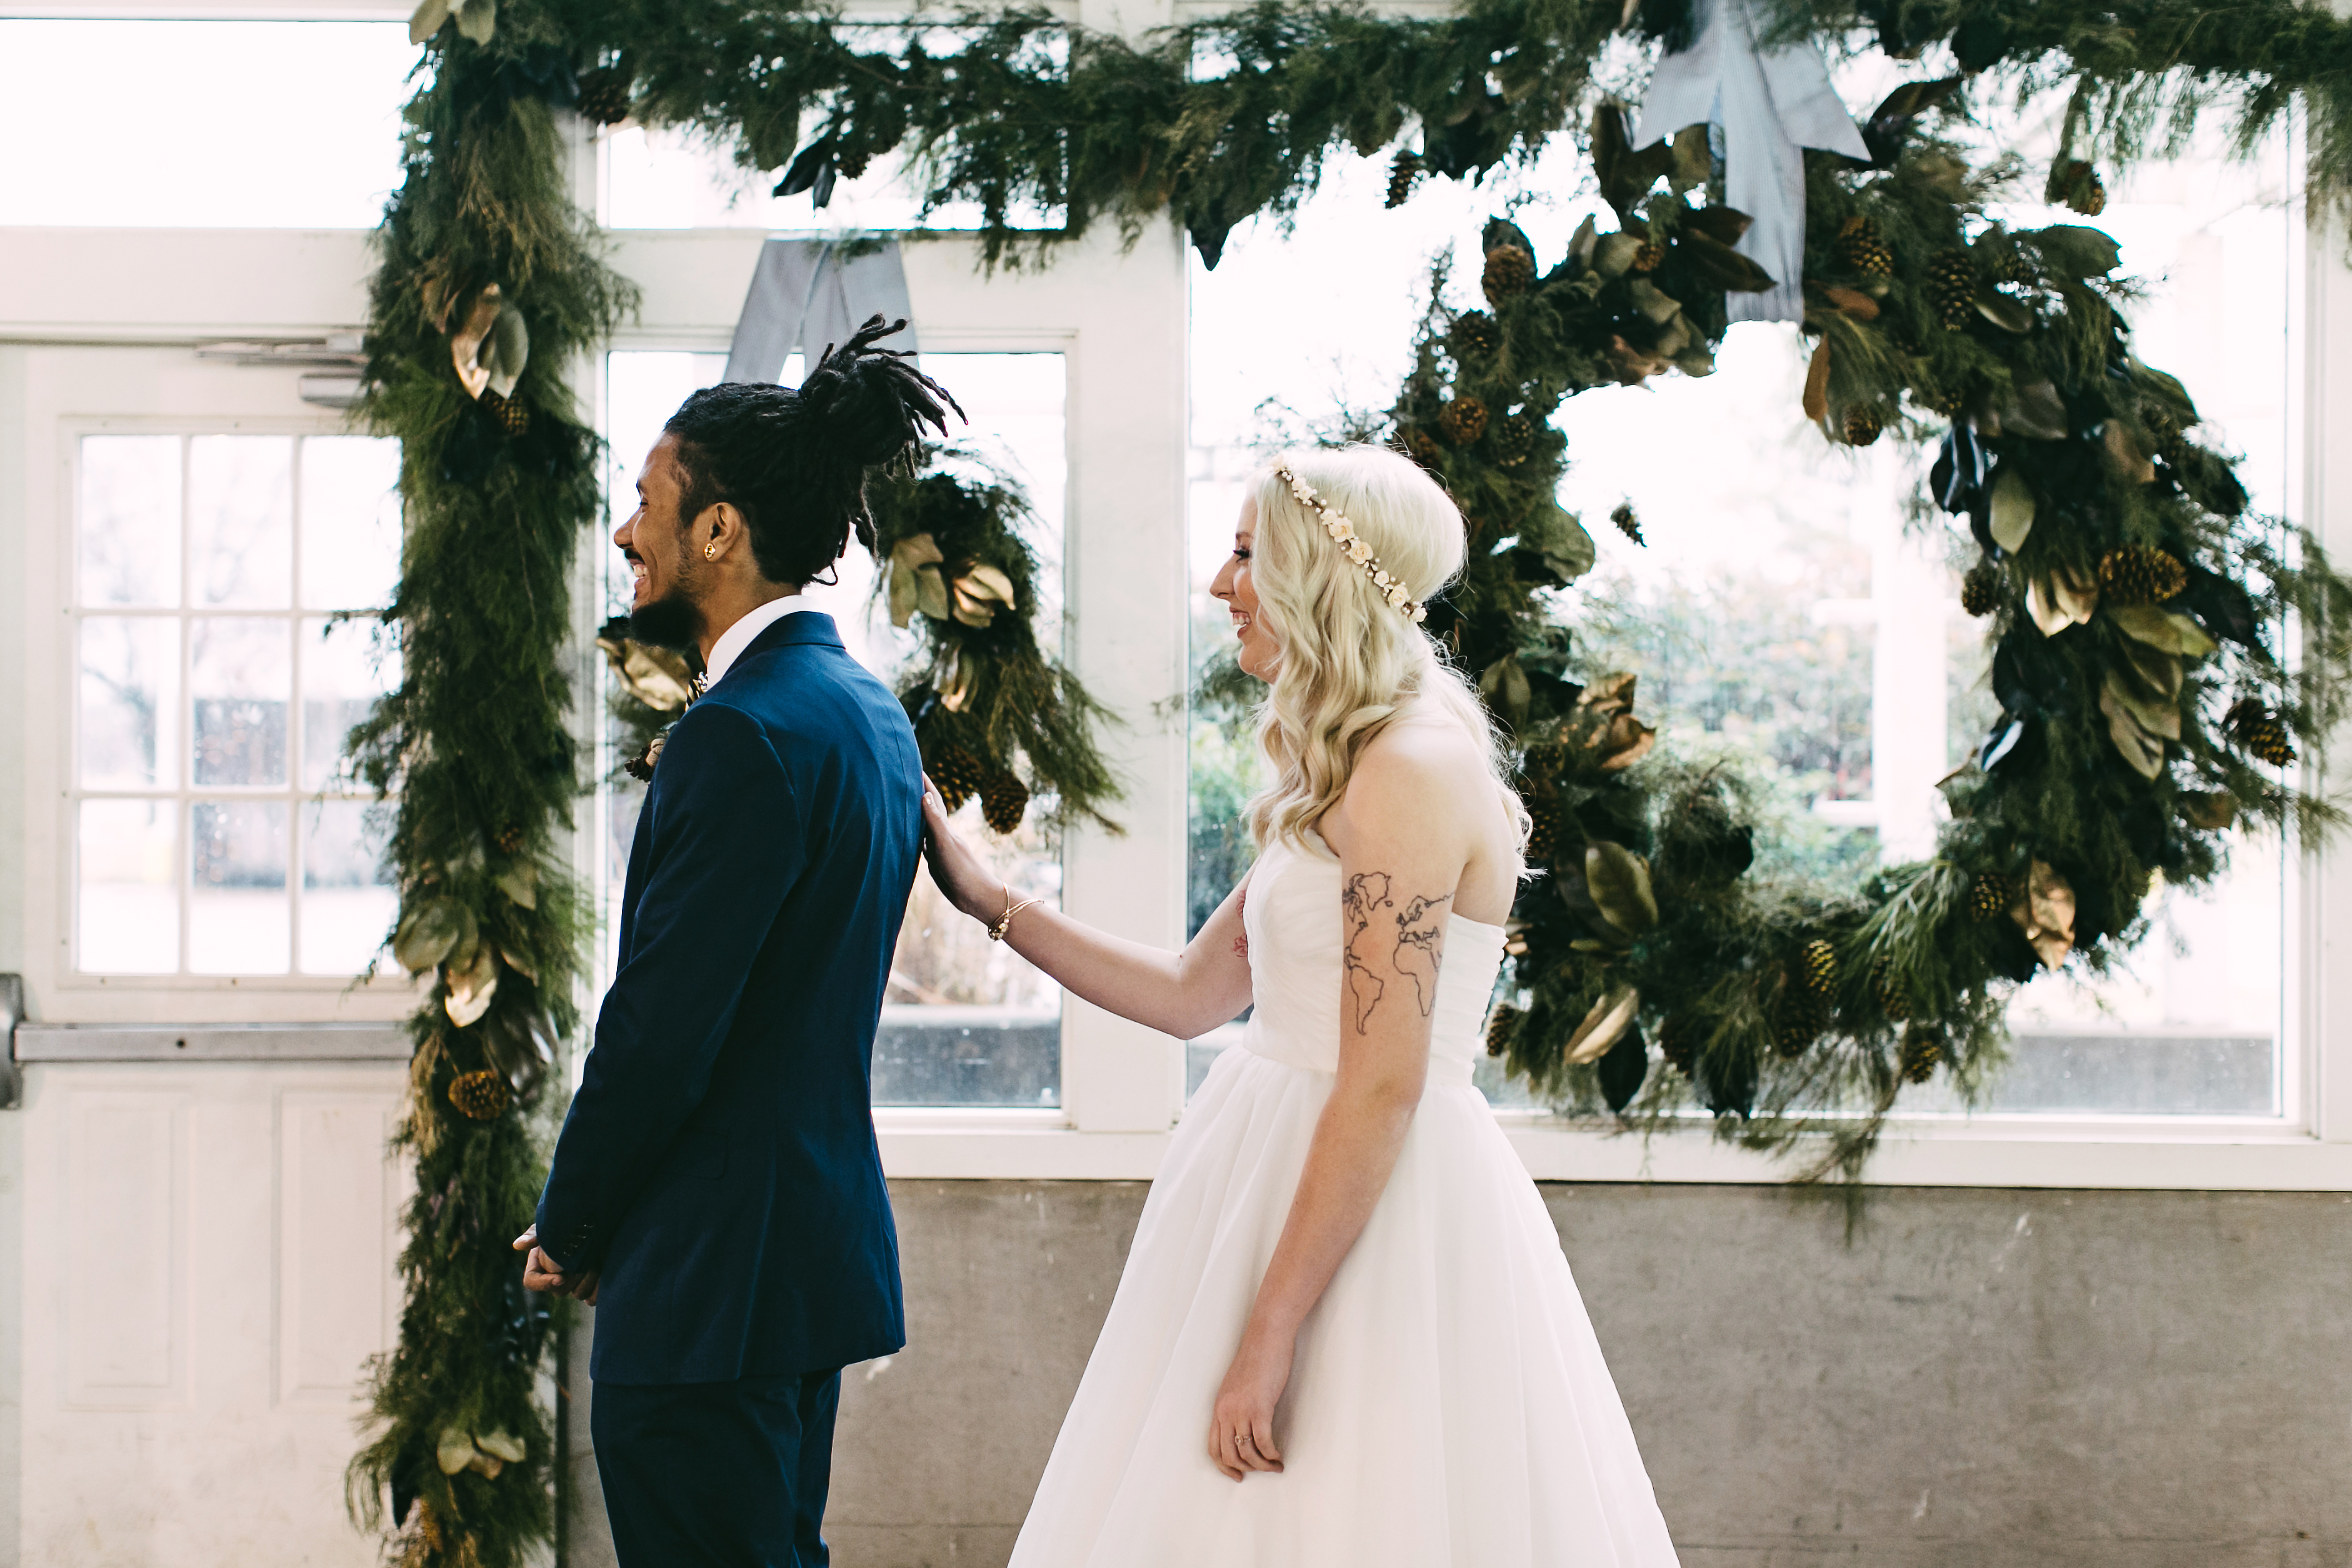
[624,727,671,783]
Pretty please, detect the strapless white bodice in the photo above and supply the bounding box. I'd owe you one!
[1237,830,1506,1086]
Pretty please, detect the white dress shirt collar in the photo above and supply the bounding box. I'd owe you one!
[703,594,810,688]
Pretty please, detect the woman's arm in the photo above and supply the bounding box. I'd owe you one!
[1208,726,1474,1482]
[920,777,1254,1041]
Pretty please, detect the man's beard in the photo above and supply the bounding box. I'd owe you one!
[627,558,704,654]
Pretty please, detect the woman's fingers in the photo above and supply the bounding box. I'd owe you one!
[1245,1414,1283,1472]
[1209,1422,1244,1482]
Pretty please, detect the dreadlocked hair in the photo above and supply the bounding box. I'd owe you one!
[664,314,965,586]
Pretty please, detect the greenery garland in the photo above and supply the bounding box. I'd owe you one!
[1383,104,2352,1176]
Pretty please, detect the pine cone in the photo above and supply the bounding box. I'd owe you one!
[1631,242,1666,272]
[448,1069,510,1121]
[576,65,635,127]
[1968,872,2009,922]
[480,389,531,438]
[2048,159,2109,217]
[1835,215,1895,278]
[1774,990,1828,1057]
[1438,396,1489,446]
[1800,937,1837,997]
[1926,250,1978,331]
[1961,561,2000,617]
[1524,796,1559,862]
[980,770,1031,834]
[494,822,525,856]
[1400,427,1443,466]
[1899,1025,1946,1084]
[1484,1002,1520,1059]
[929,744,988,812]
[1658,1014,1696,1076]
[1871,954,1911,1022]
[1384,149,1423,209]
[2097,544,2188,606]
[1452,310,1501,356]
[1610,502,1643,546]
[1841,405,1884,447]
[1481,244,1536,305]
[2226,699,2296,767]
[1492,412,1537,468]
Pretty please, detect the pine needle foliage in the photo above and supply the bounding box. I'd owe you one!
[344,22,634,1568]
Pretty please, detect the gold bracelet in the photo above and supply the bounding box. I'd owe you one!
[988,888,1044,942]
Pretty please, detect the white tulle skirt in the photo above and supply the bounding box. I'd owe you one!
[1008,1045,1682,1567]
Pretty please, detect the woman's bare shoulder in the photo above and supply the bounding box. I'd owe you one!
[1344,714,1492,821]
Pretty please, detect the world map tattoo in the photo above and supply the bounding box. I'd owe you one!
[1341,874,1453,1032]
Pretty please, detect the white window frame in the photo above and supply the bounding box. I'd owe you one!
[4,2,2349,1185]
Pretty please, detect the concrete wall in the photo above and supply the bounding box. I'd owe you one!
[566,1181,2352,1568]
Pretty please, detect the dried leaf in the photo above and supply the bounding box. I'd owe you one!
[2028,564,2098,635]
[1989,467,2035,552]
[494,864,538,910]
[2103,421,2156,485]
[393,897,468,976]
[1802,336,1831,422]
[1628,278,1682,324]
[1821,285,1879,319]
[887,533,945,629]
[2098,678,2167,778]
[2008,860,2076,967]
[1974,291,2034,334]
[1478,655,1533,728]
[449,285,503,401]
[436,1429,476,1476]
[444,942,499,1029]
[476,1429,527,1464]
[1585,841,1659,935]
[408,0,453,45]
[2181,791,2236,830]
[1593,232,1644,278]
[2107,604,2215,658]
[1566,986,1641,1064]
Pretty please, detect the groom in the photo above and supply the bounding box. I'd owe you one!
[517,322,958,1566]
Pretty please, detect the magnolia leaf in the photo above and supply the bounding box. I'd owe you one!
[2028,564,2098,635]
[483,301,529,401]
[2107,604,2216,659]
[2114,637,2184,714]
[1676,347,1718,378]
[2001,380,2071,441]
[1598,1020,1649,1111]
[476,1429,528,1464]
[1478,655,1533,727]
[496,943,539,984]
[453,0,496,44]
[1567,214,1599,271]
[1802,335,1831,423]
[1596,715,1656,771]
[1568,938,1617,953]
[468,1449,506,1479]
[1669,124,1713,192]
[1989,467,2035,552]
[444,942,499,1029]
[1578,672,1638,718]
[436,1429,477,1476]
[598,636,694,712]
[2102,421,2156,485]
[408,0,453,44]
[393,897,469,976]
[2009,859,2077,967]
[1653,315,1693,358]
[1585,841,1659,935]
[495,864,538,910]
[1820,285,1879,319]
[1593,232,1644,278]
[2098,679,2167,778]
[2029,224,2123,278]
[449,285,502,401]
[1628,279,1681,324]
[1973,291,2034,334]
[1566,986,1641,1064]
[1678,228,1776,292]
[2181,791,2237,830]
[1683,204,1753,246]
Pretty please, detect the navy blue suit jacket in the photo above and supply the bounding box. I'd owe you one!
[536,611,924,1384]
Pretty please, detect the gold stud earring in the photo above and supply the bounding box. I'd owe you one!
[703,541,719,560]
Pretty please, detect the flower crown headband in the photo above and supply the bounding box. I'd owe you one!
[1272,462,1429,624]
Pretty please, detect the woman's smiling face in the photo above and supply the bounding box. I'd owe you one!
[1209,495,1278,679]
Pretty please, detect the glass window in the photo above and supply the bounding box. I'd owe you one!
[71,434,401,977]
[1185,113,2299,1119]
[0,21,413,229]
[601,349,1068,1106]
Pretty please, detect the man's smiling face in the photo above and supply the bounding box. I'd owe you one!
[616,433,705,650]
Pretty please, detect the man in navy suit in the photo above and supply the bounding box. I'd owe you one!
[516,319,959,1566]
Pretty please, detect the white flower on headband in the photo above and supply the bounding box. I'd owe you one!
[1273,461,1431,624]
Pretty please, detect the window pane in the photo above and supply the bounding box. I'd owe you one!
[301,436,403,611]
[0,21,410,229]
[191,801,289,975]
[79,436,181,608]
[301,801,394,977]
[302,617,397,792]
[79,617,180,791]
[189,436,293,608]
[79,799,177,974]
[601,349,1068,1106]
[191,618,291,787]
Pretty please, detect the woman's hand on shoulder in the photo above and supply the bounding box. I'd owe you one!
[919,774,1004,921]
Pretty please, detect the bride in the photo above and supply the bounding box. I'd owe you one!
[919,444,1680,1566]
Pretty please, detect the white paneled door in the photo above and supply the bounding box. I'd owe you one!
[18,1061,406,1566]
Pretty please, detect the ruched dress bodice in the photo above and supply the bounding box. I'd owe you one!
[1238,829,1506,1087]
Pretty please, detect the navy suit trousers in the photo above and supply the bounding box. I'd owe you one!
[593,1369,844,1568]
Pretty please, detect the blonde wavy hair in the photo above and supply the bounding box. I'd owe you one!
[1241,443,1528,857]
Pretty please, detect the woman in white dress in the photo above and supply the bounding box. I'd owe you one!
[919,443,1680,1567]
